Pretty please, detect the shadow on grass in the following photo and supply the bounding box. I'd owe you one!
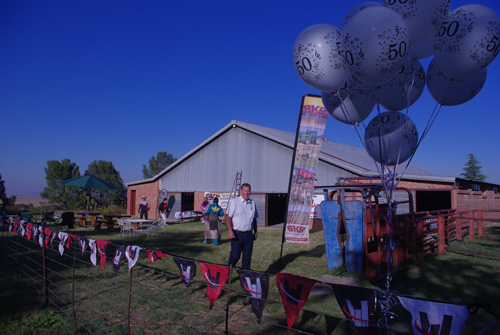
[264,244,326,274]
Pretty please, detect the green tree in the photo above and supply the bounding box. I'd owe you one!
[0,174,16,212]
[86,160,127,207]
[40,159,81,209]
[142,151,177,178]
[460,153,487,182]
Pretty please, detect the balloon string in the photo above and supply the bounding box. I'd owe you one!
[336,92,365,146]
[396,100,444,184]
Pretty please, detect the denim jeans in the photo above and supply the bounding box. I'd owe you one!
[228,230,254,270]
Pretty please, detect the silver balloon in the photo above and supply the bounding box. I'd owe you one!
[409,34,434,60]
[292,24,349,92]
[383,0,450,46]
[426,58,487,106]
[342,6,411,86]
[321,75,376,125]
[434,4,500,80]
[340,2,382,30]
[364,111,418,165]
[378,59,425,112]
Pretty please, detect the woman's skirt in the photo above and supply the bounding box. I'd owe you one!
[204,214,221,240]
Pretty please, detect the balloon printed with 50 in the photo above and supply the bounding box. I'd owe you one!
[292,24,349,92]
[321,75,376,125]
[433,4,500,80]
[342,6,411,87]
[383,0,450,46]
[378,59,426,112]
[426,58,487,107]
[364,111,418,166]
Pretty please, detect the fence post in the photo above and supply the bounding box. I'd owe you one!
[469,211,475,241]
[416,219,424,260]
[16,230,20,288]
[72,242,78,333]
[438,216,445,255]
[225,265,233,335]
[478,210,484,237]
[42,230,49,306]
[127,268,133,335]
[456,215,462,241]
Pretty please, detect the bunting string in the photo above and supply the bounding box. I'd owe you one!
[1,219,497,335]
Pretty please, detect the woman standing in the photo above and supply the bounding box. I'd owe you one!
[203,197,224,245]
[158,198,169,224]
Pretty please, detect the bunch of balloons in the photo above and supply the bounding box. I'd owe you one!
[292,0,500,166]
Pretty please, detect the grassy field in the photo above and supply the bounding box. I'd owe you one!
[0,220,499,334]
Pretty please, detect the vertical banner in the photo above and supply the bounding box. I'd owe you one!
[284,95,328,243]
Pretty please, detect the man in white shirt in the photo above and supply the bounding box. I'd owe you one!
[225,183,258,269]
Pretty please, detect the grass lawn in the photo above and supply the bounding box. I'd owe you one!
[0,220,499,334]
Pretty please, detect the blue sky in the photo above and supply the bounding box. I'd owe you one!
[2,0,500,195]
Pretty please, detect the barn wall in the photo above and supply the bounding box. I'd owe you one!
[127,180,159,217]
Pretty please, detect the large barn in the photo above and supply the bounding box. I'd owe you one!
[126,120,500,226]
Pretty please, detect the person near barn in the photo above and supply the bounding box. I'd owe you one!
[138,196,151,220]
[225,183,258,269]
[203,197,224,245]
[158,198,169,225]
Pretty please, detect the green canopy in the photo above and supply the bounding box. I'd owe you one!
[59,174,118,220]
[59,174,118,190]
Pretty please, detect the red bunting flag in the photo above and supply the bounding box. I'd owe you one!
[275,273,317,329]
[199,262,229,310]
[26,223,33,241]
[148,249,168,263]
[66,234,77,249]
[44,228,52,247]
[96,239,109,272]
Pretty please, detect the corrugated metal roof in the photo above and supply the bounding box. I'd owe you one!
[126,120,454,186]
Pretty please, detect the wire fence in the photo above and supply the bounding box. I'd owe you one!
[0,221,498,334]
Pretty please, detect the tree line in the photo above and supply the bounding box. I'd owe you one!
[40,159,127,210]
[38,151,177,211]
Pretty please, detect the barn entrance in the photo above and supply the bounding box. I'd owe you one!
[267,193,287,226]
[181,192,194,211]
[416,190,452,212]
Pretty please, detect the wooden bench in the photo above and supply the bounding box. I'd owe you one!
[95,218,116,232]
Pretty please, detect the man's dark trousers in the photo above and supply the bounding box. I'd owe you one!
[228,230,254,269]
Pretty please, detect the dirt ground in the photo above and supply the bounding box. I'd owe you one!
[10,195,46,207]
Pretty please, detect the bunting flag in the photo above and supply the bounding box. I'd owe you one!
[58,232,69,256]
[398,296,470,335]
[236,269,269,321]
[148,249,168,263]
[38,226,44,247]
[19,220,26,236]
[66,234,76,249]
[113,246,126,274]
[173,257,196,284]
[12,219,18,233]
[8,217,13,232]
[89,239,97,266]
[77,236,88,256]
[275,273,317,329]
[50,230,59,249]
[32,224,39,243]
[44,228,52,247]
[125,245,142,272]
[331,285,379,335]
[199,262,229,310]
[96,240,109,272]
[26,223,33,241]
